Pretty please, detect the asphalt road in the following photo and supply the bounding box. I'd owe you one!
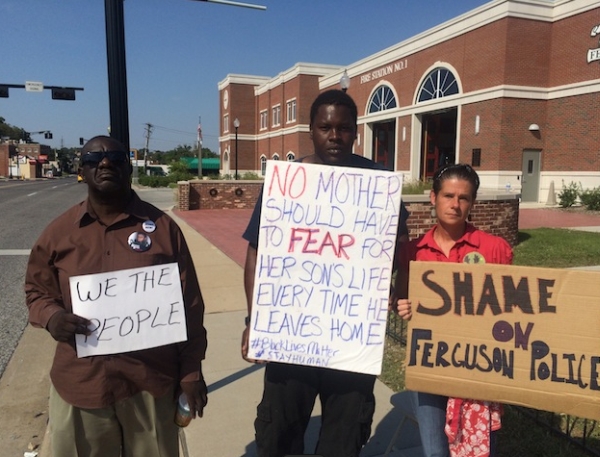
[0,178,176,378]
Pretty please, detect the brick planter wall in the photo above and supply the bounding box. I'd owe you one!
[178,180,263,210]
[177,181,520,246]
[401,193,520,247]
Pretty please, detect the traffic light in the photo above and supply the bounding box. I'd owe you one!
[0,85,8,98]
[44,132,53,139]
[80,137,85,146]
[51,88,76,100]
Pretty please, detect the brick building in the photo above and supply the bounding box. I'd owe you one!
[0,141,51,179]
[218,0,600,203]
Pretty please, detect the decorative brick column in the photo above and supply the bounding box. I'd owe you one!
[177,181,190,211]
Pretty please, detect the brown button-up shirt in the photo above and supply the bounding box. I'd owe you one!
[25,192,207,409]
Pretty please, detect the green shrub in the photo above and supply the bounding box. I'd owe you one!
[240,171,262,180]
[557,181,580,208]
[138,175,172,188]
[579,187,600,211]
[402,179,431,195]
[168,161,194,182]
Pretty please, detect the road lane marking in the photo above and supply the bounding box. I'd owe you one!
[0,250,31,256]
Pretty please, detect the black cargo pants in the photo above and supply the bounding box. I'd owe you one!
[254,362,376,457]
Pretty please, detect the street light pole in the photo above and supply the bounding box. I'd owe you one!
[102,0,264,183]
[104,0,130,153]
[190,0,266,10]
[340,69,350,92]
[233,118,240,180]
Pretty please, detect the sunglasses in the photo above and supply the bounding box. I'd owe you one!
[81,150,129,165]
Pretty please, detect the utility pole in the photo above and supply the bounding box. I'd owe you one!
[143,123,153,175]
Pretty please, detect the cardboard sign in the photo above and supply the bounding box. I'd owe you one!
[405,260,600,420]
[70,263,187,357]
[247,161,403,375]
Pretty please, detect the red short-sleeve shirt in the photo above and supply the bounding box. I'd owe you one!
[400,223,513,267]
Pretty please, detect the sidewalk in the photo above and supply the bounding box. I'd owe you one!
[170,209,416,456]
[8,202,600,457]
[518,204,600,231]
[157,209,415,457]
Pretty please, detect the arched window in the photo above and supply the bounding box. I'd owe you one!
[272,154,280,161]
[368,85,397,113]
[223,151,229,161]
[260,156,267,176]
[286,152,295,161]
[417,67,459,102]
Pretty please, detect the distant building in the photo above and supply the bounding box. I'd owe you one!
[0,140,51,179]
[219,0,600,203]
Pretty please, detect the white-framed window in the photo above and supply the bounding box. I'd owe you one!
[417,67,459,102]
[223,114,229,133]
[260,156,267,176]
[272,153,280,161]
[368,85,397,113]
[286,99,297,123]
[286,152,295,161]
[260,110,268,130]
[272,105,281,127]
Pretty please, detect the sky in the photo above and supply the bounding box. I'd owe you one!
[1,0,488,154]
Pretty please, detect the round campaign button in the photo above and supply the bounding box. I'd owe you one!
[128,231,152,252]
[142,220,156,233]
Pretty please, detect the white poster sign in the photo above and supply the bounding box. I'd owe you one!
[70,263,187,357]
[247,161,403,375]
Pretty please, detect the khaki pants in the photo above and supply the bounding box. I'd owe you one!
[49,384,179,457]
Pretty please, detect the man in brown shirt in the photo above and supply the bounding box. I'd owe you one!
[25,135,207,457]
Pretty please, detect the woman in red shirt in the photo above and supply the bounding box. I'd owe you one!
[394,163,512,457]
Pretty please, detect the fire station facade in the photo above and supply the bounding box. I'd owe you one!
[218,0,600,203]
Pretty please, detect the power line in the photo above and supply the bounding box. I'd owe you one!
[151,125,196,136]
[148,123,218,138]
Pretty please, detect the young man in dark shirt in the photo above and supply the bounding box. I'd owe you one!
[241,90,409,457]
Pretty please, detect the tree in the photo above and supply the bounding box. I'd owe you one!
[56,147,80,173]
[201,147,218,159]
[148,144,218,164]
[0,117,27,141]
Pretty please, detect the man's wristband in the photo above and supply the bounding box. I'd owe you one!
[245,316,251,326]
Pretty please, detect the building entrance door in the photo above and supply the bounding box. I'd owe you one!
[521,150,541,202]
[420,108,457,179]
[372,121,396,170]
